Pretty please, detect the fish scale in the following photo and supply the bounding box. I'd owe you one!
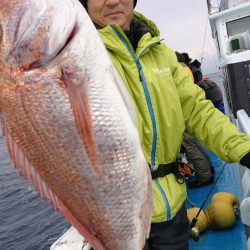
[0,0,152,249]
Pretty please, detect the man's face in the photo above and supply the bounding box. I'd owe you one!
[87,0,134,30]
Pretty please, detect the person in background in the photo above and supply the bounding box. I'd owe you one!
[176,52,215,189]
[188,58,225,114]
[181,131,215,188]
[80,1,250,249]
[176,52,224,115]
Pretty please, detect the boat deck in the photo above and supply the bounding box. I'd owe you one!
[188,151,247,250]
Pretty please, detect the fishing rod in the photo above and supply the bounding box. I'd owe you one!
[189,162,227,241]
[201,0,213,64]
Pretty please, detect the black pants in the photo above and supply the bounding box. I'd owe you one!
[143,204,189,250]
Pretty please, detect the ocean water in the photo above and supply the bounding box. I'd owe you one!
[0,72,220,250]
[0,136,69,250]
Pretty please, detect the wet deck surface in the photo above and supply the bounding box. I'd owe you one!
[188,151,247,250]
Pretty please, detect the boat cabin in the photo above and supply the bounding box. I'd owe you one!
[209,0,250,117]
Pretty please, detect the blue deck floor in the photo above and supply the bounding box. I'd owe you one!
[187,152,247,250]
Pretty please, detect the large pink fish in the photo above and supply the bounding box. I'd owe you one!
[0,0,152,249]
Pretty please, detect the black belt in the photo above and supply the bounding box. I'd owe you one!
[150,162,176,179]
[149,162,185,183]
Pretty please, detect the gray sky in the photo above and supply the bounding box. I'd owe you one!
[135,0,220,74]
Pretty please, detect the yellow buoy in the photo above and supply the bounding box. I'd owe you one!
[205,201,237,229]
[211,192,239,208]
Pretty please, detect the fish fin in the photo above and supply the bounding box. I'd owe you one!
[61,65,102,175]
[3,126,105,250]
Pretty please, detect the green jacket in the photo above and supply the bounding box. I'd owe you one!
[98,12,250,223]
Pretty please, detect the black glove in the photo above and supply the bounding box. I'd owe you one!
[240,152,250,169]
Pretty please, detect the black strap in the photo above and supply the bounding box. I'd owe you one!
[150,162,176,179]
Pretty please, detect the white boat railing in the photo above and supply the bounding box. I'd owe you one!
[237,110,250,139]
[50,226,86,250]
[236,109,250,250]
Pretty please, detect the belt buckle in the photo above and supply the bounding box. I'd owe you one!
[151,164,158,172]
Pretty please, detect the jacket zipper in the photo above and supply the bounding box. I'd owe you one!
[111,25,171,221]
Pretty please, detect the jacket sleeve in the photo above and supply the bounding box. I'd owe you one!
[168,47,250,163]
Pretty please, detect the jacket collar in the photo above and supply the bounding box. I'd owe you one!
[98,12,161,56]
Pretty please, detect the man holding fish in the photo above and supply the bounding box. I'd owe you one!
[1,0,250,249]
[79,0,250,249]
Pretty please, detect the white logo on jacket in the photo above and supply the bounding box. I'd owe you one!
[152,67,171,76]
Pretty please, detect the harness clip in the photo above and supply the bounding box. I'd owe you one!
[150,164,158,172]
